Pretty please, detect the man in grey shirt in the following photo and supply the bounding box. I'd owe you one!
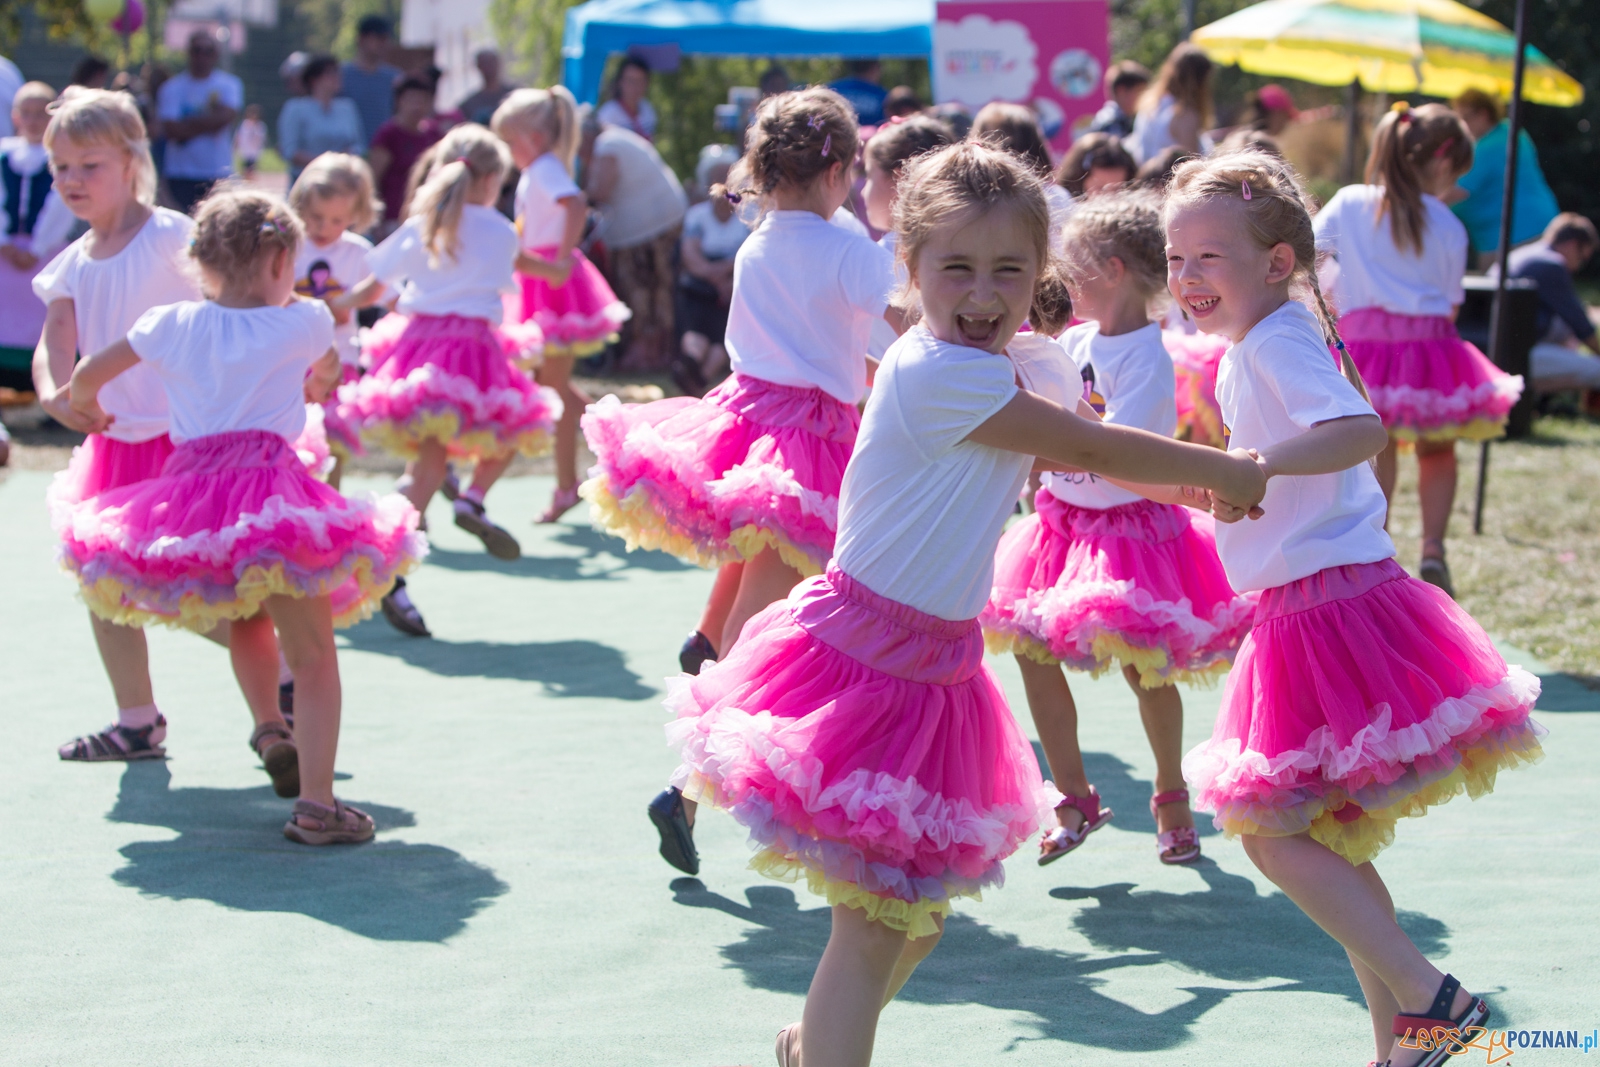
[340,15,403,148]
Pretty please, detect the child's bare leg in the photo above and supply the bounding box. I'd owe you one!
[719,547,801,656]
[537,355,591,495]
[883,914,944,1006]
[698,562,745,647]
[1414,439,1457,551]
[1349,861,1403,1058]
[802,904,908,1067]
[198,618,231,648]
[1121,666,1193,833]
[327,453,345,491]
[466,452,515,497]
[1242,833,1469,1066]
[264,594,341,809]
[89,613,153,708]
[227,612,288,730]
[402,439,449,513]
[1016,656,1089,835]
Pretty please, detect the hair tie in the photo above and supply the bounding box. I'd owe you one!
[1334,338,1347,351]
[723,189,742,205]
[454,154,471,165]
[807,116,824,130]
[260,216,289,237]
[1390,100,1411,114]
[1241,179,1252,201]
[1432,137,1456,158]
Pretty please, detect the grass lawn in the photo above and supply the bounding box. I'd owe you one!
[1389,416,1600,676]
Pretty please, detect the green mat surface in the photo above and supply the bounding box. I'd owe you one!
[2,469,1594,1066]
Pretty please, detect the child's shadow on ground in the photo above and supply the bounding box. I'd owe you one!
[108,763,506,942]
[423,525,692,582]
[340,619,656,700]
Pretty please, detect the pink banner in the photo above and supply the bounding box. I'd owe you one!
[933,0,1110,154]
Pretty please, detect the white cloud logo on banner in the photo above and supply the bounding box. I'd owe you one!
[933,14,1039,106]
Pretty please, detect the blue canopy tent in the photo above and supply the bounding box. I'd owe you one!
[562,0,936,104]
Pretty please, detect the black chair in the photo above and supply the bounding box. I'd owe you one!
[1457,275,1540,439]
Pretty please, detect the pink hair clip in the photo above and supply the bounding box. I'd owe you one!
[1433,137,1456,158]
[821,133,832,157]
[1241,179,1252,201]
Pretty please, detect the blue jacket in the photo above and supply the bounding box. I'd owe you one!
[1452,120,1559,254]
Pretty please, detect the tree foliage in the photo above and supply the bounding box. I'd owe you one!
[0,0,112,52]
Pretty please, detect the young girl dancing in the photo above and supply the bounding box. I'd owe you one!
[60,188,424,842]
[1168,152,1543,1067]
[669,141,1265,1066]
[338,124,559,634]
[860,114,955,359]
[31,88,218,763]
[1314,103,1521,597]
[492,87,629,523]
[288,152,386,488]
[983,190,1254,868]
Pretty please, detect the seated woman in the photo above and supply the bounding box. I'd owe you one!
[673,151,751,395]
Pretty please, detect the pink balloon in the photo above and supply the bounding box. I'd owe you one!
[111,0,145,34]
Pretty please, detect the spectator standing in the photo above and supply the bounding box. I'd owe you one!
[758,64,790,100]
[881,85,922,121]
[156,31,243,214]
[234,103,267,178]
[1451,88,1560,264]
[457,48,515,127]
[0,54,23,137]
[829,59,888,126]
[277,54,363,187]
[1057,132,1138,198]
[1245,84,1299,136]
[674,152,751,393]
[1127,43,1214,164]
[1,81,74,376]
[68,54,112,90]
[369,77,443,235]
[596,57,657,140]
[1491,214,1600,394]
[1086,61,1150,139]
[340,15,403,147]
[579,109,688,370]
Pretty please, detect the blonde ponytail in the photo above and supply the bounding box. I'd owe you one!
[409,124,510,264]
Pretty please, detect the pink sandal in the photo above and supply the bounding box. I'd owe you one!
[1038,788,1113,866]
[1151,789,1202,865]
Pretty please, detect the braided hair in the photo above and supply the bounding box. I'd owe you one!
[715,87,858,204]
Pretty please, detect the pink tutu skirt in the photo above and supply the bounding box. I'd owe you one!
[517,246,630,358]
[580,372,859,575]
[1163,329,1229,449]
[48,433,177,517]
[1182,558,1543,866]
[669,565,1062,938]
[983,490,1254,686]
[360,309,544,370]
[1340,309,1523,442]
[56,429,426,631]
[339,313,560,462]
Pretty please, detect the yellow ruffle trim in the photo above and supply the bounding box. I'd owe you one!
[1390,418,1508,446]
[360,410,552,462]
[538,335,617,361]
[74,553,420,633]
[983,625,1230,689]
[749,849,954,940]
[1217,731,1546,867]
[581,477,824,574]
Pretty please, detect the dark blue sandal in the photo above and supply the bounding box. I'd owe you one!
[1389,974,1490,1067]
[648,787,700,875]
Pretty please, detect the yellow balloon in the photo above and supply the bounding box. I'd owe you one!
[86,0,124,23]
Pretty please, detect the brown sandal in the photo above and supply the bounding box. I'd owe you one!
[282,798,375,846]
[249,722,299,798]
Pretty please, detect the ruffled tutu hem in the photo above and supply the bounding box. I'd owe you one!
[339,313,560,462]
[580,373,858,574]
[1340,309,1522,440]
[1163,330,1229,449]
[1183,559,1543,866]
[981,493,1253,687]
[48,433,177,522]
[57,430,426,631]
[517,248,630,356]
[668,566,1061,938]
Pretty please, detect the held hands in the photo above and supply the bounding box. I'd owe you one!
[0,244,39,270]
[1210,448,1268,524]
[58,388,113,434]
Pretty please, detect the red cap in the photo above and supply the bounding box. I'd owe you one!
[1257,84,1299,118]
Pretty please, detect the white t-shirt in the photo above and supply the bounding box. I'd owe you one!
[597,97,658,139]
[127,299,335,444]
[32,208,201,443]
[829,205,870,238]
[515,153,581,251]
[836,327,1055,621]
[294,231,375,366]
[367,206,518,323]
[1314,184,1467,318]
[1126,94,1214,164]
[157,70,245,180]
[590,126,687,249]
[1213,300,1394,592]
[1044,321,1176,509]
[681,199,750,262]
[1044,183,1077,250]
[867,230,904,361]
[725,210,894,404]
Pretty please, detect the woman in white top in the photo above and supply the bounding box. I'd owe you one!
[337,125,559,632]
[1164,152,1540,1067]
[595,56,657,140]
[667,141,1263,1065]
[982,191,1254,870]
[584,87,900,705]
[276,55,364,186]
[1127,43,1215,164]
[673,155,751,393]
[1315,102,1521,595]
[63,188,425,845]
[32,89,209,767]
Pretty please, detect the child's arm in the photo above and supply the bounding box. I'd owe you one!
[304,345,342,403]
[327,275,387,315]
[32,298,99,432]
[68,339,141,434]
[1256,414,1387,478]
[968,390,1267,515]
[515,249,574,283]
